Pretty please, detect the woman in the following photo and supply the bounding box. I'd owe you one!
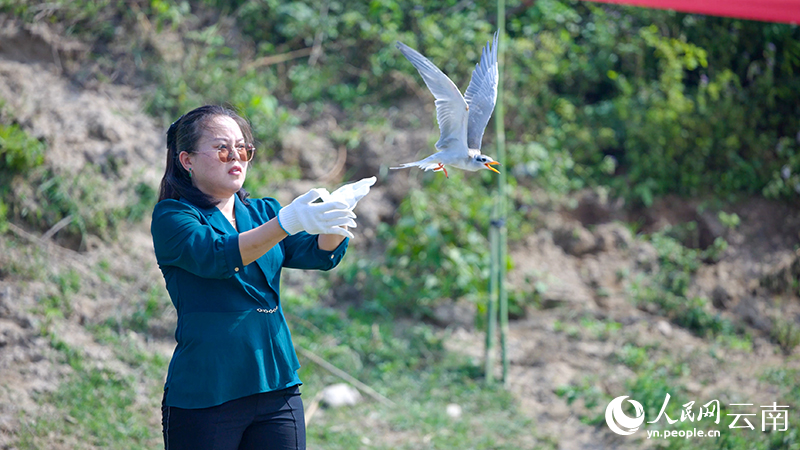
[151,105,374,450]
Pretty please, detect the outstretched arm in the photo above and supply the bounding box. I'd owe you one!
[238,218,288,266]
[318,231,347,251]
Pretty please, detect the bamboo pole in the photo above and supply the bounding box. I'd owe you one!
[496,0,509,386]
[486,0,508,386]
[486,221,499,385]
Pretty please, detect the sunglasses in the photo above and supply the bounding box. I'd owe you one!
[209,143,256,163]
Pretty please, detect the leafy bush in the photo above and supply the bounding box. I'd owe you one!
[508,2,800,204]
[0,123,45,173]
[8,0,800,204]
[337,168,541,322]
[340,174,498,317]
[145,23,297,153]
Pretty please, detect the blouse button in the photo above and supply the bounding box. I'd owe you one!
[235,267,240,272]
[330,255,335,260]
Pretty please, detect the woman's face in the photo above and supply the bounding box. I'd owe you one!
[182,115,248,200]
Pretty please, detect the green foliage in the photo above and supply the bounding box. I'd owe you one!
[772,317,800,355]
[338,174,521,318]
[564,351,800,449]
[38,293,72,322]
[507,2,799,203]
[145,23,297,152]
[2,165,157,245]
[54,268,81,297]
[658,370,800,450]
[0,199,8,233]
[126,181,158,223]
[615,343,649,369]
[125,285,170,334]
[0,101,155,243]
[507,141,586,194]
[632,229,739,338]
[556,356,687,428]
[19,358,159,449]
[555,377,605,425]
[290,303,546,449]
[0,115,43,233]
[33,269,81,323]
[149,0,191,31]
[295,306,447,377]
[0,123,45,173]
[47,334,84,370]
[763,137,800,200]
[90,323,170,379]
[718,211,741,231]
[580,316,622,341]
[626,364,686,424]
[8,0,800,204]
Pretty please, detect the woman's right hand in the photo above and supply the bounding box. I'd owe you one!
[277,189,356,238]
[322,176,377,211]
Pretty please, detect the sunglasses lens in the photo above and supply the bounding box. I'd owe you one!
[215,144,254,162]
[239,144,255,161]
[217,149,233,163]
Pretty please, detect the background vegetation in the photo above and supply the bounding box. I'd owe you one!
[2,0,800,449]
[6,0,800,202]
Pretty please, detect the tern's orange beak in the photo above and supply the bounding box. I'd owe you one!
[485,161,501,174]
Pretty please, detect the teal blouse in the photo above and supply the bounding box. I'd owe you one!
[151,194,348,409]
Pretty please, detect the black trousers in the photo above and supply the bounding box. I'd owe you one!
[162,386,306,450]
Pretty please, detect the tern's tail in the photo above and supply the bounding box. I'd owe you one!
[389,162,419,170]
[390,158,442,172]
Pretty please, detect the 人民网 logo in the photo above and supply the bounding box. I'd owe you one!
[606,395,645,435]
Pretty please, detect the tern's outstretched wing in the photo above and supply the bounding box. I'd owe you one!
[396,41,469,155]
[463,32,499,151]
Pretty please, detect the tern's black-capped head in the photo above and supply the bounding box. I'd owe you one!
[472,154,501,173]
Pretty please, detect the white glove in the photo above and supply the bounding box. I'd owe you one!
[320,176,377,211]
[278,189,356,239]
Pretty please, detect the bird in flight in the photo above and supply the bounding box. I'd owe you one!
[391,32,501,178]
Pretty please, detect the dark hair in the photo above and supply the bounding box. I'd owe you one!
[158,105,253,208]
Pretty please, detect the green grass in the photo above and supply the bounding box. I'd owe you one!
[288,302,548,449]
[15,287,543,449]
[556,343,800,450]
[95,284,173,335]
[17,329,165,450]
[306,388,544,450]
[17,366,160,450]
[0,122,45,173]
[0,100,156,246]
[648,365,800,450]
[772,318,800,355]
[631,229,742,339]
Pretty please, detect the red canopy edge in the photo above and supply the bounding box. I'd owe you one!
[581,0,800,24]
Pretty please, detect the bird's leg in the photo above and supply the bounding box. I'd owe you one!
[433,163,449,178]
